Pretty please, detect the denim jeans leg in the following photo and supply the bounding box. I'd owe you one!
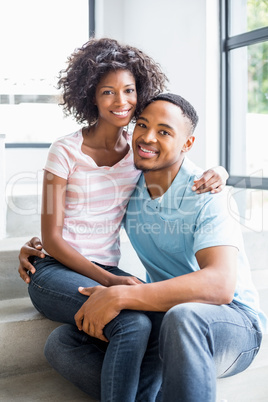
[28,256,138,325]
[135,312,165,402]
[101,310,153,402]
[44,323,106,400]
[46,312,164,402]
[31,256,159,401]
[28,256,100,324]
[159,302,262,402]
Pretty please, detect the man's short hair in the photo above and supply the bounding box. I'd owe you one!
[147,92,199,134]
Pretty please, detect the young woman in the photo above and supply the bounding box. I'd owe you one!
[18,38,228,401]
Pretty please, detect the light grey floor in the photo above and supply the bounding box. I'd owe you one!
[0,370,93,402]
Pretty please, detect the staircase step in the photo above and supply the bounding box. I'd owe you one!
[0,250,29,300]
[0,234,147,301]
[0,369,95,402]
[0,237,31,300]
[1,359,267,402]
[0,297,59,377]
[216,364,268,401]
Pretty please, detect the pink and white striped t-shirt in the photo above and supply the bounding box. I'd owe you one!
[44,129,141,266]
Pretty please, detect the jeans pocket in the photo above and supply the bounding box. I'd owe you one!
[219,346,260,378]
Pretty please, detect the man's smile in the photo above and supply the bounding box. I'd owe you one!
[137,144,159,158]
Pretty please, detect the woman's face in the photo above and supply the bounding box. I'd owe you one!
[95,69,137,128]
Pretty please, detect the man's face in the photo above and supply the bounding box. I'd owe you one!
[132,100,195,174]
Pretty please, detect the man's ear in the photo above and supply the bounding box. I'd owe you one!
[182,136,195,153]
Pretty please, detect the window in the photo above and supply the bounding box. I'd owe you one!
[0,0,94,145]
[220,0,268,233]
[220,0,268,189]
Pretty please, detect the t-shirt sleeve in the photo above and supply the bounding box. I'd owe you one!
[193,191,242,254]
[44,141,71,180]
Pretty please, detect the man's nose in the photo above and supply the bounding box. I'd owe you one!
[143,129,157,142]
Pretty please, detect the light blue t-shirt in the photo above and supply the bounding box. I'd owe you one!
[125,157,267,333]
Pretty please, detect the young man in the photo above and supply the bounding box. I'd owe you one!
[72,93,266,401]
[19,93,266,401]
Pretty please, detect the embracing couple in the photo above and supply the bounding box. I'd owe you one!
[19,38,266,402]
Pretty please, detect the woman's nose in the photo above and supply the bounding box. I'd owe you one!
[115,92,127,106]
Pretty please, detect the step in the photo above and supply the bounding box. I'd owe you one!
[0,359,267,402]
[0,297,60,377]
[0,369,95,402]
[1,295,267,384]
[0,250,29,300]
[0,234,146,301]
[1,357,267,402]
[216,363,268,401]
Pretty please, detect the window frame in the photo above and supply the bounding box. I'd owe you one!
[220,0,268,189]
[5,0,95,150]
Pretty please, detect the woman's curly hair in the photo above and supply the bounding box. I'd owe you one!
[58,38,168,125]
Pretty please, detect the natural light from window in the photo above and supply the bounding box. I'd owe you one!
[228,0,268,180]
[0,0,89,143]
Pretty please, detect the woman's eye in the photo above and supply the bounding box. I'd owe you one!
[126,88,135,93]
[103,90,113,95]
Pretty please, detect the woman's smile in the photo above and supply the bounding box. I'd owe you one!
[95,70,137,127]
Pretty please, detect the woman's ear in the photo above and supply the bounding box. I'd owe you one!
[182,136,195,153]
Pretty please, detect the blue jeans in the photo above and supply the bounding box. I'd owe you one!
[28,256,163,402]
[158,302,262,402]
[43,300,262,402]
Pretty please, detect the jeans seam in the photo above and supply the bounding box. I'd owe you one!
[207,320,262,379]
[220,345,260,377]
[103,321,123,402]
[29,279,83,306]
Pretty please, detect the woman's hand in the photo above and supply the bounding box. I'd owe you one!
[18,237,45,283]
[192,166,229,194]
[107,275,143,286]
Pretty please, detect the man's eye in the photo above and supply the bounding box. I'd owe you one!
[159,130,170,136]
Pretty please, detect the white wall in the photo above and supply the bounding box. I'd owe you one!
[3,1,222,238]
[95,0,220,170]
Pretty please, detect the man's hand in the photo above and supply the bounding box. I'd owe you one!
[192,166,229,194]
[75,286,124,342]
[18,237,45,283]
